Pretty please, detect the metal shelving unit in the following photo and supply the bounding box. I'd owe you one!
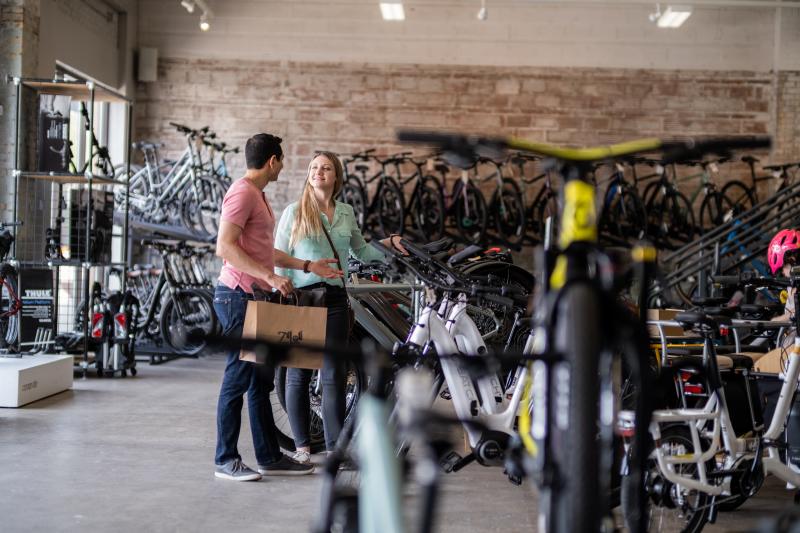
[7,76,133,376]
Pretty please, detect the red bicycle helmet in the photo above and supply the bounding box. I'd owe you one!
[768,229,800,274]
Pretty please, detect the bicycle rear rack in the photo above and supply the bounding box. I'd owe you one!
[655,180,800,303]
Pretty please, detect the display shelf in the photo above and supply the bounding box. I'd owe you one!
[15,77,129,104]
[16,171,124,187]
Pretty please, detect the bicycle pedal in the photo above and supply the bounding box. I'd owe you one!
[505,469,523,486]
[439,451,462,473]
[439,387,451,401]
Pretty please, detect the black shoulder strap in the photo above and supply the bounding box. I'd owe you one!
[320,220,346,289]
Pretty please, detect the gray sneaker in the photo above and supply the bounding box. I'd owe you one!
[214,458,262,481]
[258,454,315,476]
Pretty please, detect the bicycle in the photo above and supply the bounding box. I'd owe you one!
[397,129,770,533]
[508,152,560,244]
[340,150,405,237]
[595,161,648,245]
[472,157,527,248]
[634,157,696,250]
[425,155,489,244]
[386,154,446,241]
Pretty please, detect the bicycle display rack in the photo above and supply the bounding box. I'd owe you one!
[656,178,800,304]
[6,76,133,376]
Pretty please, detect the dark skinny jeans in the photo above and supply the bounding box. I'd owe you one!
[285,284,349,451]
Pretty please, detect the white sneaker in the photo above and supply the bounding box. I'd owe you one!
[292,450,312,465]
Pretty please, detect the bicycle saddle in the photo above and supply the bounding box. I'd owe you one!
[691,296,728,307]
[448,244,483,265]
[354,165,369,172]
[739,303,784,317]
[741,155,760,164]
[434,163,450,174]
[701,306,736,317]
[422,238,454,255]
[674,311,732,330]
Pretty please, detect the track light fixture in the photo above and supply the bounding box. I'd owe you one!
[477,0,487,21]
[649,3,692,28]
[199,13,211,31]
[179,0,213,32]
[180,0,195,13]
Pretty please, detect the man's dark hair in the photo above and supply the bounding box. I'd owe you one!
[245,133,283,169]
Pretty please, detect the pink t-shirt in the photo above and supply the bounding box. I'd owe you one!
[218,178,275,293]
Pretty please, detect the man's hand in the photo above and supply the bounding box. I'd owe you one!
[265,272,294,296]
[309,258,344,279]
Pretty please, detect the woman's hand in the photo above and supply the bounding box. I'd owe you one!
[309,258,344,279]
[381,234,409,255]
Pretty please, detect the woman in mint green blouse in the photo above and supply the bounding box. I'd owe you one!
[274,151,406,460]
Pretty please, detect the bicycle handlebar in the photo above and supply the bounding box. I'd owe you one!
[711,272,790,289]
[397,129,771,165]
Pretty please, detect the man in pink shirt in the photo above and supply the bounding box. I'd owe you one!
[213,133,341,481]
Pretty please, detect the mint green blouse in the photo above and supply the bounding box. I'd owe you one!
[274,201,386,288]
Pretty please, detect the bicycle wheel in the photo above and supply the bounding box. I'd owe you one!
[341,180,368,230]
[454,181,488,243]
[493,178,526,246]
[621,424,711,533]
[411,177,446,241]
[536,190,560,244]
[549,283,601,533]
[272,358,364,453]
[0,266,20,348]
[599,185,647,242]
[720,180,756,217]
[699,192,726,233]
[376,177,405,237]
[647,190,695,249]
[159,289,217,355]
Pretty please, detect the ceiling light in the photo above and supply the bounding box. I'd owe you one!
[654,5,692,28]
[380,2,405,21]
[180,0,195,13]
[199,13,210,31]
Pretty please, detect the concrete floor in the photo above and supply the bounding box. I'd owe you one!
[0,355,794,532]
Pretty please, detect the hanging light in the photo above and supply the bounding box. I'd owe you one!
[180,0,195,13]
[477,0,487,21]
[650,4,693,28]
[199,12,211,31]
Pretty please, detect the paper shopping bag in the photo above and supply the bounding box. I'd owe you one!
[239,299,327,369]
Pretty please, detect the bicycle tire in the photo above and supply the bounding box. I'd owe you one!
[454,181,488,243]
[535,190,559,244]
[376,177,405,237]
[647,189,695,249]
[620,424,711,533]
[549,283,601,533]
[699,191,725,233]
[272,356,365,453]
[341,180,368,230]
[599,184,647,242]
[0,267,20,348]
[159,289,217,355]
[411,176,446,241]
[720,180,756,217]
[494,178,526,246]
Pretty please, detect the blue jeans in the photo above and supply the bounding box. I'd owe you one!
[285,285,349,451]
[213,283,282,466]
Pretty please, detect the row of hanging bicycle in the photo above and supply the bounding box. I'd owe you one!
[114,122,237,239]
[340,149,800,250]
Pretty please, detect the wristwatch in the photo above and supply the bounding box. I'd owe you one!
[303,260,311,273]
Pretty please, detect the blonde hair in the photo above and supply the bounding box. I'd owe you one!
[289,152,344,248]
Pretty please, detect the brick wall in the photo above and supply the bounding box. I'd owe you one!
[776,71,800,163]
[135,58,788,215]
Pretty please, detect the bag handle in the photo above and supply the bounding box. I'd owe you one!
[251,282,299,305]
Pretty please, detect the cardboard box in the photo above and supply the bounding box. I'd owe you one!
[647,309,685,337]
[754,347,785,374]
[0,354,73,407]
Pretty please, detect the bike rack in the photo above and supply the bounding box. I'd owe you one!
[654,180,800,303]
